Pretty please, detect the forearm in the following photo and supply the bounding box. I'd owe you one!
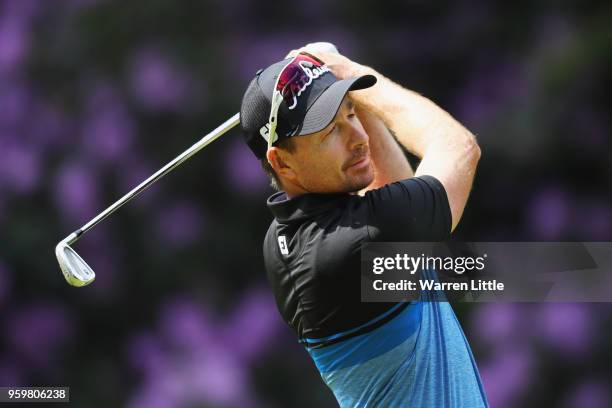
[350,66,476,159]
[356,106,413,193]
[351,65,480,231]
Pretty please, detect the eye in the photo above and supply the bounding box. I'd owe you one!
[346,104,356,119]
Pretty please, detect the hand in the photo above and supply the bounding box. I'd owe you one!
[285,42,369,80]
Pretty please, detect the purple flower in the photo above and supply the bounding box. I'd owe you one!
[0,139,41,195]
[470,303,520,347]
[185,349,249,406]
[157,297,214,351]
[0,356,25,387]
[5,301,75,367]
[77,80,136,163]
[226,35,311,82]
[83,79,122,112]
[562,379,612,408]
[480,346,534,408]
[27,102,70,151]
[128,48,195,113]
[526,185,571,239]
[126,331,169,376]
[2,0,47,21]
[0,16,30,73]
[222,287,282,363]
[155,200,205,247]
[126,289,277,407]
[81,106,135,163]
[224,140,270,195]
[453,61,528,129]
[534,303,593,357]
[0,81,31,126]
[128,385,178,408]
[53,161,100,225]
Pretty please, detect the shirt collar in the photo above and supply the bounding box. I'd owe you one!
[267,191,347,223]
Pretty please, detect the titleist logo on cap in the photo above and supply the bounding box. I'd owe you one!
[285,62,331,110]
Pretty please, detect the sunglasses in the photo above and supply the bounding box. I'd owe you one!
[266,52,328,148]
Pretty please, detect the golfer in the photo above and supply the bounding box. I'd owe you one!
[240,44,488,408]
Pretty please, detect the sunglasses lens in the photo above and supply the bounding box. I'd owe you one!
[277,66,308,107]
[276,54,326,108]
[266,53,329,146]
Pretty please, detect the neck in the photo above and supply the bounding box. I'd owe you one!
[279,179,309,199]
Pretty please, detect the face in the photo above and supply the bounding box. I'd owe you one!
[270,96,374,195]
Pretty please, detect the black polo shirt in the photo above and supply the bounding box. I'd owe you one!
[263,175,451,341]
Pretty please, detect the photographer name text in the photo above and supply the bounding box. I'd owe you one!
[373,279,504,292]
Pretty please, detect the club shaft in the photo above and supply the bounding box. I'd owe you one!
[65,113,240,246]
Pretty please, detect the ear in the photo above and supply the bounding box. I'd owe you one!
[267,147,297,181]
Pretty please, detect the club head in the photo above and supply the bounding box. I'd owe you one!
[55,241,95,287]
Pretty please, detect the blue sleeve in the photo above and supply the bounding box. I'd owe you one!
[364,175,452,242]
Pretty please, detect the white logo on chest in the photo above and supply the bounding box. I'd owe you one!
[278,235,289,255]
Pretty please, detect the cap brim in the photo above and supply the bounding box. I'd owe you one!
[297,74,377,136]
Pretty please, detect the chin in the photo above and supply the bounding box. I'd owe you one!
[345,174,375,193]
[359,169,376,188]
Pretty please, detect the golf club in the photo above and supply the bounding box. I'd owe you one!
[55,113,240,287]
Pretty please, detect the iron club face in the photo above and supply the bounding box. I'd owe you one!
[55,239,95,287]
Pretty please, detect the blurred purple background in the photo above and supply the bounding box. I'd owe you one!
[0,0,611,407]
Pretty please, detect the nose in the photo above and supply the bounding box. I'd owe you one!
[346,119,369,150]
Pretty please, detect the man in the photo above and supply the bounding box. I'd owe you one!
[240,44,488,407]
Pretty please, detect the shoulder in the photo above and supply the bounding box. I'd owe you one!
[360,176,452,242]
[363,175,448,202]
